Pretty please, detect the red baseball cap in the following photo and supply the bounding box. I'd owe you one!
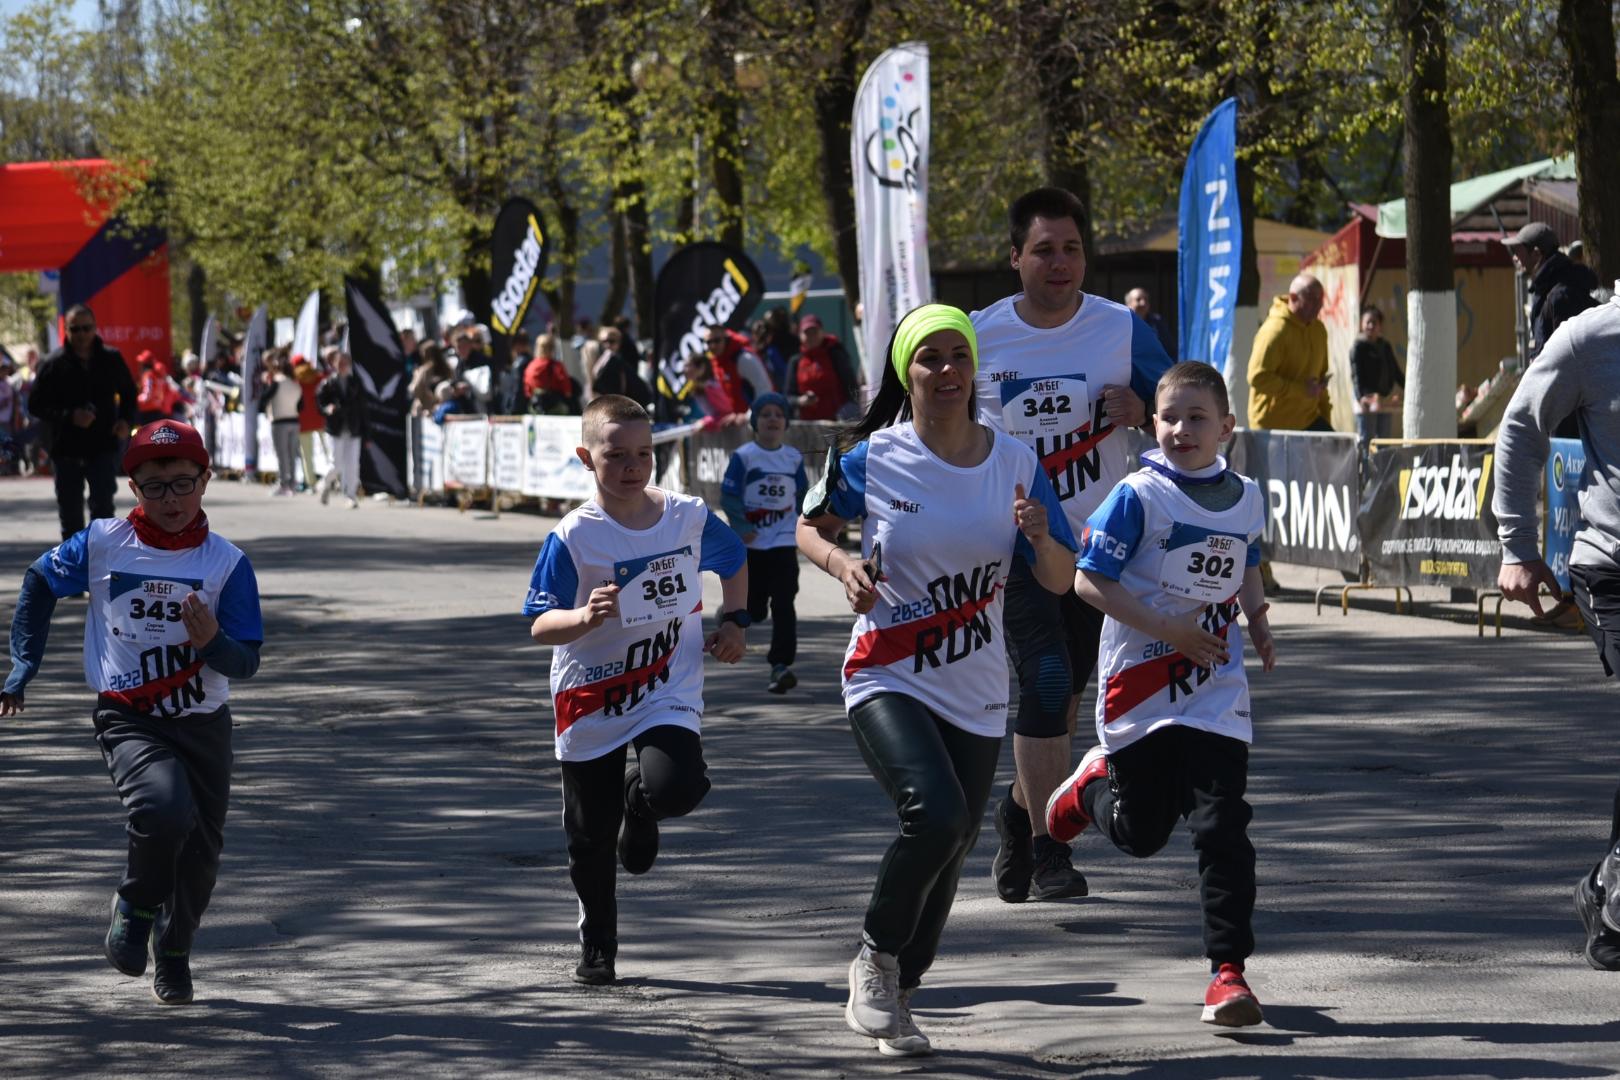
[798,313,823,332]
[123,419,210,475]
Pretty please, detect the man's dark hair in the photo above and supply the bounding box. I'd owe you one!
[64,303,95,324]
[1156,360,1229,417]
[1009,187,1089,252]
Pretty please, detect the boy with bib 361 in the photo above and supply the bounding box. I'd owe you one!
[525,395,748,986]
[1046,361,1276,1027]
[3,420,264,1006]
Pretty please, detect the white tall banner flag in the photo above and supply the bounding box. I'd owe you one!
[852,41,931,395]
[294,289,320,364]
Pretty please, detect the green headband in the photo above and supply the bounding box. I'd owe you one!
[890,304,978,390]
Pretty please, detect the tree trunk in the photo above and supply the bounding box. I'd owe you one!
[460,223,492,329]
[622,178,656,340]
[810,0,875,315]
[548,182,580,340]
[1559,0,1620,288]
[1031,20,1094,255]
[600,207,629,327]
[186,260,207,354]
[1399,0,1456,439]
[709,0,744,249]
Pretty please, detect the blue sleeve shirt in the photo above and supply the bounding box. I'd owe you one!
[1129,316,1176,410]
[1076,482,1148,580]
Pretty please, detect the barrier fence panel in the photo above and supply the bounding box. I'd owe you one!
[683,421,837,507]
[442,416,489,490]
[1359,439,1500,589]
[1545,437,1587,592]
[1226,429,1362,575]
[522,416,599,501]
[488,418,526,493]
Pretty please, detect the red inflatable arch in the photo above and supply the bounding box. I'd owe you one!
[0,159,170,374]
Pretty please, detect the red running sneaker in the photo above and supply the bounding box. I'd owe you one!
[1202,962,1263,1026]
[1044,745,1110,844]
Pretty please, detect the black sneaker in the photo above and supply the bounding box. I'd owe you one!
[105,894,156,977]
[618,770,659,876]
[768,664,797,694]
[152,951,194,1005]
[991,789,1034,903]
[574,941,617,985]
[1575,871,1620,971]
[1029,838,1089,901]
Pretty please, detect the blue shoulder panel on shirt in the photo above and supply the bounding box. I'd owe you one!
[525,533,578,616]
[1129,316,1176,408]
[700,510,748,575]
[1076,482,1146,579]
[217,556,264,642]
[720,452,747,496]
[33,529,90,598]
[829,440,869,520]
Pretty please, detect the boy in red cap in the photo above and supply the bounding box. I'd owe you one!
[2,419,263,1006]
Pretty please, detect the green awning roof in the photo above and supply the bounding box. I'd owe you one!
[1374,156,1577,239]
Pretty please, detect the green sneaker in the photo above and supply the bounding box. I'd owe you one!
[105,895,156,977]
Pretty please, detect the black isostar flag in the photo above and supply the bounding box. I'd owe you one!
[653,242,766,398]
[487,197,548,371]
[343,277,410,499]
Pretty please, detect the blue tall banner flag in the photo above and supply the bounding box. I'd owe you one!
[1178,98,1241,371]
[1544,437,1587,592]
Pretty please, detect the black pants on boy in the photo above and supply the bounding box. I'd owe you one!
[1082,725,1256,964]
[746,546,799,668]
[53,448,118,539]
[94,702,233,955]
[1569,564,1620,857]
[848,694,1001,988]
[559,724,710,949]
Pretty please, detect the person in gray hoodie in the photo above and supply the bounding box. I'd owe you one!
[1494,295,1620,972]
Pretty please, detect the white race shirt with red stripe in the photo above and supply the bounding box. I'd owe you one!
[972,292,1173,540]
[1076,452,1264,751]
[807,422,1075,738]
[523,490,746,762]
[31,518,261,718]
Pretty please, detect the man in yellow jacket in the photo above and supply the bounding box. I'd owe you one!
[1248,274,1332,431]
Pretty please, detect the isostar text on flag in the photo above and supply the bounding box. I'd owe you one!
[653,242,766,398]
[488,197,548,372]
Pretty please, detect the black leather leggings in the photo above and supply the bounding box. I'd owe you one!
[849,693,1001,988]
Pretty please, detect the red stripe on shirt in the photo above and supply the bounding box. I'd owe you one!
[1040,422,1112,481]
[1101,603,1238,723]
[553,650,677,736]
[99,659,207,713]
[844,584,1002,680]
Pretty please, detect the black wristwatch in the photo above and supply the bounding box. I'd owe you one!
[719,609,752,629]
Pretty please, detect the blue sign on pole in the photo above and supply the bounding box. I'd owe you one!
[1544,437,1587,592]
[1177,98,1241,372]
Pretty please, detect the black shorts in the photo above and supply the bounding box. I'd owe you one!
[1003,556,1104,738]
[1571,563,1620,677]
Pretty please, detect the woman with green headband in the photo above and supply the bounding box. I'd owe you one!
[797,303,1078,1056]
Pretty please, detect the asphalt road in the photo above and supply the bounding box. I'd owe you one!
[1,477,1617,1080]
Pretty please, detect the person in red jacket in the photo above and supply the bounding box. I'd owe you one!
[135,351,185,426]
[703,326,772,415]
[786,315,861,421]
[524,334,580,414]
[292,354,326,493]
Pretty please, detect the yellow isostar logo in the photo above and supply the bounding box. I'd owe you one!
[1398,452,1493,520]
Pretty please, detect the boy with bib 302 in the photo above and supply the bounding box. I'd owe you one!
[524,395,748,986]
[2,420,264,1006]
[1045,362,1276,1027]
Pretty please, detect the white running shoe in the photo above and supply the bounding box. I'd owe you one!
[845,944,900,1038]
[878,987,931,1056]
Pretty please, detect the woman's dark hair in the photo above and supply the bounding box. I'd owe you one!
[1360,304,1384,324]
[836,315,977,450]
[420,340,452,380]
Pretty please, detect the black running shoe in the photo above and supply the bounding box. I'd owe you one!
[619,805,659,875]
[768,665,797,694]
[1029,838,1089,901]
[574,941,617,985]
[105,894,156,977]
[1575,871,1620,971]
[991,789,1034,903]
[152,952,194,1005]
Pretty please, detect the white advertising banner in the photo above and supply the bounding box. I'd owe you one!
[489,418,527,492]
[852,41,931,394]
[521,415,596,501]
[443,416,489,489]
[293,289,320,364]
